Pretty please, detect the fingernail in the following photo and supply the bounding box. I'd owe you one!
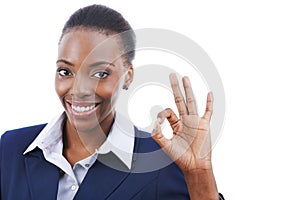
[157,117,162,124]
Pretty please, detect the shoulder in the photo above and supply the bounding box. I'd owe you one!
[133,127,190,198]
[2,124,47,141]
[1,124,47,153]
[133,127,184,175]
[133,127,161,152]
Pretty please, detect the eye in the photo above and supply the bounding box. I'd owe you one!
[93,71,109,79]
[57,68,72,77]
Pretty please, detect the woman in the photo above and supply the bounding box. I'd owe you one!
[0,4,224,200]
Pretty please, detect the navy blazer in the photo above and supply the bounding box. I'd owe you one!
[0,124,224,200]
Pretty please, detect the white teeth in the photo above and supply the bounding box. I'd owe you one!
[71,105,96,113]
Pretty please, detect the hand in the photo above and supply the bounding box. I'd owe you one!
[152,73,214,172]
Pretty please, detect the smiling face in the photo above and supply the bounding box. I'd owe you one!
[55,29,133,134]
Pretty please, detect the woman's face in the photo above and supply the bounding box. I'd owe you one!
[55,29,133,133]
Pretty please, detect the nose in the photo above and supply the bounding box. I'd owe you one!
[71,74,95,99]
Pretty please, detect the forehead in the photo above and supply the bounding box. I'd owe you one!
[58,30,122,64]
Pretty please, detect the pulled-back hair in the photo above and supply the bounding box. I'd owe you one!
[60,4,136,65]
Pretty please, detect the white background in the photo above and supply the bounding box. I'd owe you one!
[1,0,300,199]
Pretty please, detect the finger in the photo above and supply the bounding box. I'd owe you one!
[164,108,181,131]
[156,110,167,123]
[202,92,214,121]
[169,73,188,116]
[151,117,171,149]
[182,76,198,115]
[157,108,181,131]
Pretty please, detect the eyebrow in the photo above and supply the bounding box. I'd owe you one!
[56,59,74,67]
[56,59,115,68]
[89,61,115,68]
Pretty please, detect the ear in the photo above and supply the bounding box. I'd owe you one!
[123,65,134,90]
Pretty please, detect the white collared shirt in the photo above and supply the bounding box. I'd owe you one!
[23,112,135,200]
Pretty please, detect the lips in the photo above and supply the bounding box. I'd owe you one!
[65,100,101,118]
[72,104,96,113]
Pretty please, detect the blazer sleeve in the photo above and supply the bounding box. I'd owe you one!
[157,162,225,200]
[0,133,4,200]
[156,163,190,199]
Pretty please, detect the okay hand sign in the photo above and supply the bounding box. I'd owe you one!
[152,73,214,172]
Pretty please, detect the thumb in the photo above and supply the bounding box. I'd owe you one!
[151,117,171,149]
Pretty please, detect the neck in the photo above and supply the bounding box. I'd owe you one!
[62,112,114,165]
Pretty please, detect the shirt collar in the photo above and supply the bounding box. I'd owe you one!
[23,112,135,169]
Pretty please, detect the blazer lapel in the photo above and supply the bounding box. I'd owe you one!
[24,149,60,200]
[74,152,130,200]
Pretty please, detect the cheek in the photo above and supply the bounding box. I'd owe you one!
[96,84,117,99]
[95,79,122,100]
[55,76,72,99]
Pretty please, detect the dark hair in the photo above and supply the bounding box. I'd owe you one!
[60,4,136,65]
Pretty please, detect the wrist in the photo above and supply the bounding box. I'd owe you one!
[183,168,219,200]
[181,160,213,175]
